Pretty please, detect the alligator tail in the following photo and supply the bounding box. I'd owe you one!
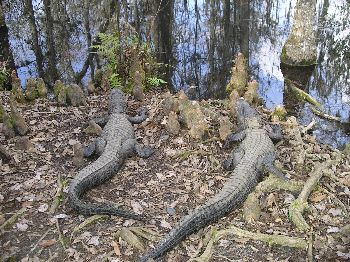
[139,197,236,261]
[68,188,146,221]
[139,172,257,261]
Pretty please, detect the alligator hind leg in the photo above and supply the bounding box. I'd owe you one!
[263,159,288,180]
[223,147,244,171]
[135,143,154,158]
[122,139,154,158]
[84,137,106,157]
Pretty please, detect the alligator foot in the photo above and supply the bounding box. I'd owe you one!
[266,124,282,141]
[224,130,246,148]
[83,137,106,158]
[263,161,288,180]
[222,148,244,171]
[128,107,149,124]
[135,144,154,158]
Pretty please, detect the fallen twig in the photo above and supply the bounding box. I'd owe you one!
[285,79,321,108]
[71,214,109,237]
[56,219,68,249]
[0,207,27,232]
[256,174,303,193]
[29,228,51,254]
[49,175,64,214]
[301,119,316,135]
[310,107,343,123]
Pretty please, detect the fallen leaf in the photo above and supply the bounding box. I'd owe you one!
[39,239,57,247]
[111,240,121,256]
[160,220,172,229]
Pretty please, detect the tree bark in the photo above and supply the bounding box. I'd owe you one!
[0,0,16,89]
[43,0,59,83]
[24,0,45,79]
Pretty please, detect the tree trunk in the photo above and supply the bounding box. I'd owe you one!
[24,0,45,79]
[83,0,94,79]
[0,0,16,89]
[238,0,250,62]
[43,0,59,84]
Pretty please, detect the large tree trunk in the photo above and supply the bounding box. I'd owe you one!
[43,0,59,84]
[24,0,45,80]
[238,0,250,62]
[0,0,16,89]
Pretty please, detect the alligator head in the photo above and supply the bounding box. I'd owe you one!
[236,98,261,129]
[108,88,127,114]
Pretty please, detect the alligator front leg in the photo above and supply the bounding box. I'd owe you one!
[84,137,107,157]
[224,130,246,148]
[223,147,245,171]
[127,107,148,124]
[265,124,282,141]
[93,115,109,127]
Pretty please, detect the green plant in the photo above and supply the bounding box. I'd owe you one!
[92,31,165,93]
[146,77,167,88]
[0,61,9,89]
[109,73,122,89]
[91,33,120,72]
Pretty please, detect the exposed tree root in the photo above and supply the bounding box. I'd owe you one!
[189,225,307,262]
[243,192,261,223]
[256,174,303,193]
[285,79,321,108]
[0,207,26,232]
[288,157,342,231]
[310,107,343,123]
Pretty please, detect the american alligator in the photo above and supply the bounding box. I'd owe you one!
[139,98,285,261]
[68,88,154,221]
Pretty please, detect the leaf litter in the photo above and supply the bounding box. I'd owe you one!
[0,90,349,261]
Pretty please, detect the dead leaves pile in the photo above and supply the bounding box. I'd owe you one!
[0,90,349,262]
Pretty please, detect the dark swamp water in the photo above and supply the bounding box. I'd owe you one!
[5,0,350,148]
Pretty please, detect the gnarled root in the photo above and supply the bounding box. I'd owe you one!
[288,156,342,231]
[188,225,308,262]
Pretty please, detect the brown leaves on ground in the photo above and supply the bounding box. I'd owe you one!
[0,89,349,262]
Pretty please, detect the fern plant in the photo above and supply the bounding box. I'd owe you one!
[109,73,122,89]
[146,77,167,88]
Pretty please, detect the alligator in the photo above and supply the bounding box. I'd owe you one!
[68,88,154,221]
[139,98,285,261]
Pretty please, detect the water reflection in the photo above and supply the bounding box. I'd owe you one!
[4,0,349,148]
[298,0,350,148]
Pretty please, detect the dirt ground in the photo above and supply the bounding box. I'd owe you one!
[0,89,349,262]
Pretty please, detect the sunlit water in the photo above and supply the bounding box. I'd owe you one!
[7,0,350,148]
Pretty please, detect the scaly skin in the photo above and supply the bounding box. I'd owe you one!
[68,89,152,221]
[139,99,283,261]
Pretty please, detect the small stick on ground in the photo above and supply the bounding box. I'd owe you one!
[71,214,109,237]
[0,207,27,232]
[288,157,342,231]
[307,229,313,262]
[56,219,68,249]
[28,228,51,254]
[49,175,64,214]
